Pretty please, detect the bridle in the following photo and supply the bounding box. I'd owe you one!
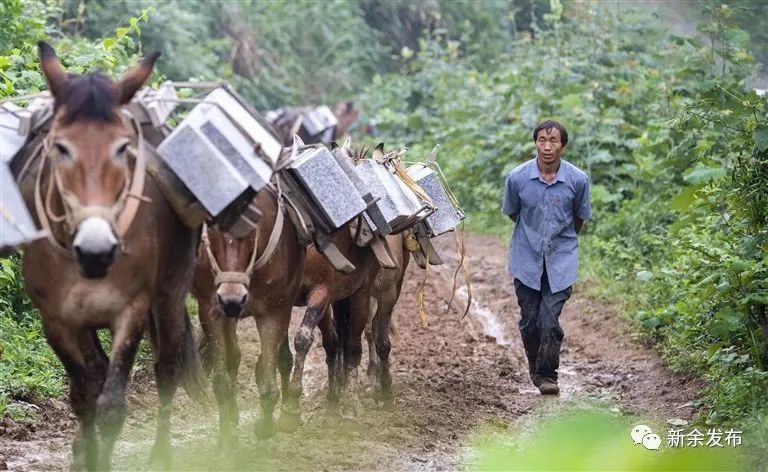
[200,185,285,288]
[33,111,149,257]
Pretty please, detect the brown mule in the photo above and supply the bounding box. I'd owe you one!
[365,232,410,409]
[193,186,305,446]
[20,43,205,470]
[281,145,392,427]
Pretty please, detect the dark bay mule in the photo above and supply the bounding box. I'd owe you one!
[21,42,204,470]
[195,143,398,438]
[365,232,410,409]
[281,144,391,427]
[193,185,305,446]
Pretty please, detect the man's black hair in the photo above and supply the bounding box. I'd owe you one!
[533,120,568,145]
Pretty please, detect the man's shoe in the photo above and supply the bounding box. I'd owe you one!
[538,381,560,395]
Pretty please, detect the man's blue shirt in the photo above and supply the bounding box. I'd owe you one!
[501,157,591,293]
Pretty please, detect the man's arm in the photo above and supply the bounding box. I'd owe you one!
[501,173,521,222]
[573,174,591,234]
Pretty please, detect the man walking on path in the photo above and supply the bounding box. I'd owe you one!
[501,120,591,395]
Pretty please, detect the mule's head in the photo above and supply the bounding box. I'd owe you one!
[332,101,360,141]
[206,227,256,318]
[38,42,159,278]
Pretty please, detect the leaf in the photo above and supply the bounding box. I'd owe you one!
[102,38,116,49]
[753,125,768,152]
[723,28,749,49]
[635,270,654,282]
[560,93,583,109]
[115,27,129,38]
[683,163,726,184]
[670,186,699,211]
[642,317,661,329]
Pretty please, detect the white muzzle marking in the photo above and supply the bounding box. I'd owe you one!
[73,217,118,254]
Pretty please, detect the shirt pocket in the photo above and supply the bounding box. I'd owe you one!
[549,194,572,224]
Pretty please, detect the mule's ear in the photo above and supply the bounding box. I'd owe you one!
[114,51,161,104]
[291,134,304,158]
[372,142,385,161]
[342,136,352,150]
[38,41,67,98]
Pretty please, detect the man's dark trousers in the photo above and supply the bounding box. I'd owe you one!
[514,268,572,386]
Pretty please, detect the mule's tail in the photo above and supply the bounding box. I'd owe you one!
[389,319,399,343]
[178,311,210,405]
[148,309,210,406]
[333,298,351,367]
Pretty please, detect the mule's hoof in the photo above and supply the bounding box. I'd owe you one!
[379,398,395,411]
[340,403,359,421]
[219,432,239,452]
[254,419,276,440]
[326,390,340,404]
[362,384,377,399]
[277,412,302,433]
[148,443,172,471]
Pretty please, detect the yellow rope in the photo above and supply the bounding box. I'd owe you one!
[391,160,435,210]
[446,222,472,319]
[417,255,430,328]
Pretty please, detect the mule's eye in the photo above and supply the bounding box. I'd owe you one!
[115,142,130,160]
[54,142,71,160]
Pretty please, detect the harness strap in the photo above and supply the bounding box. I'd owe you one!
[201,187,285,286]
[117,114,149,235]
[32,110,149,256]
[33,147,71,257]
[215,271,251,286]
[251,190,284,272]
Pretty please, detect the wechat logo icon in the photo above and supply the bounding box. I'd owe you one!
[631,424,661,450]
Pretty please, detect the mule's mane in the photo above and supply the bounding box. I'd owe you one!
[57,73,119,125]
[349,145,370,160]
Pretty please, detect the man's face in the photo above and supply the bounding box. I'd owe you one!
[535,127,566,166]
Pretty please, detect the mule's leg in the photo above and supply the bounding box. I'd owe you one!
[373,294,396,409]
[43,323,106,471]
[96,307,147,471]
[276,334,292,400]
[254,311,290,439]
[198,300,240,451]
[318,306,340,404]
[147,302,189,470]
[221,316,241,449]
[280,294,329,432]
[337,293,371,419]
[364,298,381,396]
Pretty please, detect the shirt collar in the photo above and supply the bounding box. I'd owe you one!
[528,158,567,183]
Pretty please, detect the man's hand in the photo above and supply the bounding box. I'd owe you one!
[575,218,585,234]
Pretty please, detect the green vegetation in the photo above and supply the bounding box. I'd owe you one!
[354,0,768,449]
[0,0,766,456]
[467,406,741,470]
[0,255,65,418]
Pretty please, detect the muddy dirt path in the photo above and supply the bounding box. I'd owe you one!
[0,234,702,471]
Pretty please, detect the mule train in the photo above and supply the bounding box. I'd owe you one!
[0,43,465,469]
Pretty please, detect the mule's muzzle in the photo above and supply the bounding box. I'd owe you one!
[74,244,116,279]
[217,291,248,318]
[73,217,118,279]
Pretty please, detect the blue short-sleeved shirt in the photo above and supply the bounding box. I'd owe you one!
[501,158,591,293]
